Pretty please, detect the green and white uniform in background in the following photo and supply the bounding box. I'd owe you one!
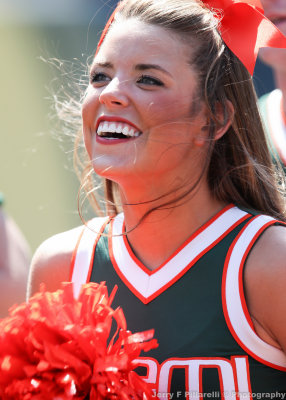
[259,89,286,168]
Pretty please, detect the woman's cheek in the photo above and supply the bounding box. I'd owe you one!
[81,91,100,159]
[147,93,183,124]
[82,126,92,160]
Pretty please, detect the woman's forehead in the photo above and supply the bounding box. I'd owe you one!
[95,18,192,65]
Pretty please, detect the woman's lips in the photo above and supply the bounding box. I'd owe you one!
[95,116,142,143]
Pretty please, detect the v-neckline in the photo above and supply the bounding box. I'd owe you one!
[108,204,249,304]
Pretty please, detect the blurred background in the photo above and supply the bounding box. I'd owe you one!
[0,0,275,253]
[0,0,118,253]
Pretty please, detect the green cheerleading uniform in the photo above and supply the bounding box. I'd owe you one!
[259,89,286,169]
[71,204,286,399]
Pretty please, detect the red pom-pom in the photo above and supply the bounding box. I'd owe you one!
[0,282,158,399]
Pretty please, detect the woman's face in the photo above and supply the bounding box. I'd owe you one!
[259,0,286,70]
[82,19,207,193]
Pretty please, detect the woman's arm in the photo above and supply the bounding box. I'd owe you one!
[244,225,286,353]
[27,225,84,299]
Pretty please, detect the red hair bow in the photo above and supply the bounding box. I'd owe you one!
[96,0,286,75]
[202,0,286,74]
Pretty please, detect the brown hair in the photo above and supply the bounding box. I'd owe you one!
[75,0,286,221]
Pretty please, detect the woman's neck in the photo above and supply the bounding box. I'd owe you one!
[120,184,227,271]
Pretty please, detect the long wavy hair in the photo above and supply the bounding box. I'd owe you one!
[72,0,286,222]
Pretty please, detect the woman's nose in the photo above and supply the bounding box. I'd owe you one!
[99,77,129,108]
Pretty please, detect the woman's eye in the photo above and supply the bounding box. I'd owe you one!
[137,75,164,87]
[90,72,110,84]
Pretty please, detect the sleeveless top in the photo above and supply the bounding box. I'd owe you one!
[70,204,286,399]
[259,89,286,168]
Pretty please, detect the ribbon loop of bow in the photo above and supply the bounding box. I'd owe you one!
[96,0,286,75]
[202,0,286,74]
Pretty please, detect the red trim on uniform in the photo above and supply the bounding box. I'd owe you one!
[146,213,250,303]
[199,365,225,400]
[122,225,153,276]
[158,357,190,397]
[86,217,111,283]
[122,203,236,277]
[114,213,248,304]
[109,220,150,304]
[132,357,159,393]
[222,217,257,346]
[167,364,188,397]
[69,226,85,281]
[133,361,150,380]
[199,365,203,399]
[244,357,252,397]
[222,218,286,371]
[185,371,190,400]
[238,220,278,332]
[231,358,241,400]
[111,212,249,304]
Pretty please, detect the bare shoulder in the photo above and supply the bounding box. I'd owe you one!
[27,224,85,298]
[245,224,286,280]
[244,223,286,352]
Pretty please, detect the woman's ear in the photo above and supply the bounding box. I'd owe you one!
[214,99,234,140]
[194,100,234,147]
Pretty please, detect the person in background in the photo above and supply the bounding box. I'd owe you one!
[259,0,286,167]
[0,193,31,317]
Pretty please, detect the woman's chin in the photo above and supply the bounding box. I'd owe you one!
[91,164,118,181]
[91,160,133,183]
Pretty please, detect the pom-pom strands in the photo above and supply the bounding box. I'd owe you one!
[0,282,158,399]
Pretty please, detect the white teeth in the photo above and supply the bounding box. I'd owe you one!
[97,120,141,138]
[103,121,109,132]
[116,123,123,133]
[110,122,116,132]
[122,126,130,136]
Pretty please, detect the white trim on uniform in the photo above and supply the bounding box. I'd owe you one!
[71,217,109,298]
[111,206,248,303]
[223,215,286,370]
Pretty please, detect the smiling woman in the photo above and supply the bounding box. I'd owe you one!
[82,18,208,199]
[28,0,286,398]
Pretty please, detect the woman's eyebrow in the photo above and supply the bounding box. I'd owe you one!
[135,63,172,77]
[92,61,113,69]
[91,62,172,77]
